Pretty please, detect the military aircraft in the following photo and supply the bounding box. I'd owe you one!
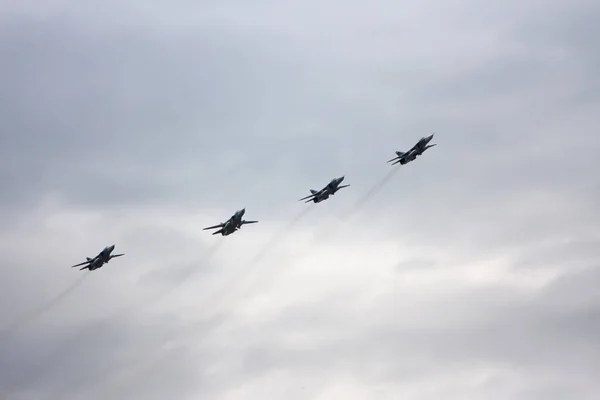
[299,176,350,203]
[70,245,124,271]
[203,208,258,236]
[387,133,436,166]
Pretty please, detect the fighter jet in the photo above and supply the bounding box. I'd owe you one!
[70,245,124,271]
[203,208,258,236]
[299,176,350,203]
[387,133,436,166]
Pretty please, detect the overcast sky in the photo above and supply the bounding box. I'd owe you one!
[1,0,599,399]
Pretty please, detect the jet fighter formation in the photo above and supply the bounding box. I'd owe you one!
[70,245,124,271]
[70,134,435,271]
[387,133,436,166]
[202,208,258,236]
[298,176,350,203]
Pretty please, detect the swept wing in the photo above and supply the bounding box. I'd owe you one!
[298,188,327,202]
[71,260,92,268]
[388,149,413,163]
[203,223,225,231]
[298,193,319,202]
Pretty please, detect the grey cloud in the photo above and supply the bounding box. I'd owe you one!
[514,238,600,270]
[225,267,600,394]
[0,313,198,400]
[512,1,600,66]
[0,17,351,214]
[1,0,600,399]
[395,258,438,271]
[2,1,596,221]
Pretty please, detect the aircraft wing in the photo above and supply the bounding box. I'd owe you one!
[387,155,406,165]
[337,184,350,190]
[241,220,258,225]
[212,228,224,235]
[387,151,408,164]
[111,254,124,258]
[203,223,224,230]
[71,260,92,268]
[299,185,330,201]
[298,193,317,201]
[389,148,416,165]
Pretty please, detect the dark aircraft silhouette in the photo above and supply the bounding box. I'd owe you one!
[70,245,124,271]
[299,176,350,203]
[203,208,258,236]
[388,133,436,166]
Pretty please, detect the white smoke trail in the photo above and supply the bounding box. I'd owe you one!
[0,241,224,400]
[229,167,401,306]
[0,273,89,344]
[78,170,400,395]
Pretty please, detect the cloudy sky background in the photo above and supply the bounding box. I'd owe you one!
[1,0,599,399]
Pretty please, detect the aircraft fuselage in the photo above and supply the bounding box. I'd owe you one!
[327,176,345,194]
[89,245,117,270]
[220,209,246,235]
[88,259,102,270]
[390,133,436,166]
[71,244,124,271]
[312,192,330,203]
[99,245,115,261]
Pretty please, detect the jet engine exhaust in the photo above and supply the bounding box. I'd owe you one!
[183,205,314,321]
[0,274,90,399]
[83,206,315,396]
[314,167,400,242]
[124,239,225,314]
[0,241,224,400]
[231,168,400,306]
[0,273,88,344]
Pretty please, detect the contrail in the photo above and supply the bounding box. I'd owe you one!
[211,168,401,316]
[91,207,315,394]
[0,241,223,400]
[249,205,313,265]
[321,167,399,237]
[0,273,88,344]
[58,173,396,396]
[180,169,398,323]
[191,205,314,313]
[137,239,224,306]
